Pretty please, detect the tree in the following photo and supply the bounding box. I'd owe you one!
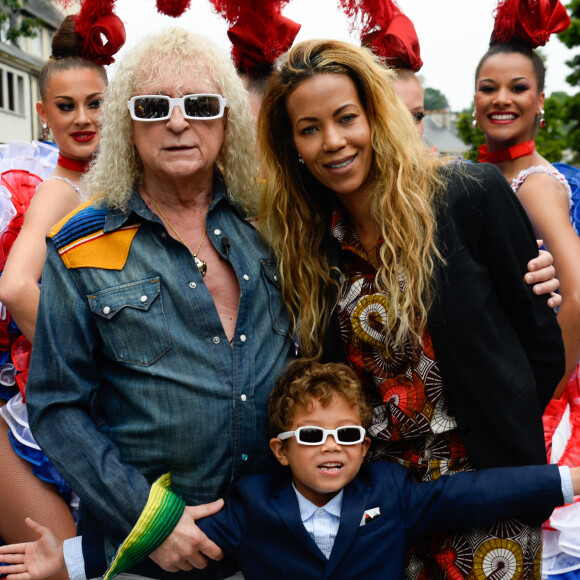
[559,0,580,164]
[535,93,569,162]
[423,87,449,111]
[455,109,484,162]
[0,0,42,44]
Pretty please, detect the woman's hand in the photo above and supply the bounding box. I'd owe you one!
[0,518,65,580]
[525,244,561,309]
[149,499,224,571]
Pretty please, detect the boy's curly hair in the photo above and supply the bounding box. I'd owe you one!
[268,359,372,437]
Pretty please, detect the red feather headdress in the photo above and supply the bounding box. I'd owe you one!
[340,0,422,71]
[56,0,126,65]
[209,0,300,75]
[491,0,570,48]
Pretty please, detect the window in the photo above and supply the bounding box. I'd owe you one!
[0,20,9,44]
[0,66,26,115]
[30,29,43,57]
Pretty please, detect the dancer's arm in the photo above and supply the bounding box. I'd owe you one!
[517,173,580,397]
[0,180,80,341]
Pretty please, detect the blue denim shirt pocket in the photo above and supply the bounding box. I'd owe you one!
[260,260,289,337]
[88,276,172,366]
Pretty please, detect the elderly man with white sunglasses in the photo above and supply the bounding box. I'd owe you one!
[25,28,293,580]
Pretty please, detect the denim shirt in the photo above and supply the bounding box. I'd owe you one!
[26,176,293,560]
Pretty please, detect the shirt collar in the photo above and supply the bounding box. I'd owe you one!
[292,482,343,522]
[103,170,241,233]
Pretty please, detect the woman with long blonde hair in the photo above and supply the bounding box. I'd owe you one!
[259,38,564,578]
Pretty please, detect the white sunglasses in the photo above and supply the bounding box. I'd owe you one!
[127,94,227,121]
[277,425,366,446]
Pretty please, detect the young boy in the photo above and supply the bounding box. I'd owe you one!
[0,360,577,580]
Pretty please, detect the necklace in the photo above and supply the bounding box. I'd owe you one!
[147,193,208,277]
[478,140,536,164]
[57,153,91,173]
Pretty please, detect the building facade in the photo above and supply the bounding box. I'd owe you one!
[0,0,62,143]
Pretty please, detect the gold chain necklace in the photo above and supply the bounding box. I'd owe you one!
[147,192,208,277]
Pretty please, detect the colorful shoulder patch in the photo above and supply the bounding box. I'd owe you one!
[50,200,139,270]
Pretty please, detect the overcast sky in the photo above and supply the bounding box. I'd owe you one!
[112,0,577,112]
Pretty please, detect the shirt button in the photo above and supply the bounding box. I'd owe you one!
[214,229,221,236]
[274,275,278,281]
[161,232,167,238]
[240,394,247,402]
[316,509,324,516]
[103,306,111,315]
[189,282,196,289]
[140,295,147,303]
[240,335,247,342]
[241,453,248,461]
[243,274,249,281]
[213,337,220,344]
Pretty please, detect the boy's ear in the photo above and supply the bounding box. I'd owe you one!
[269,438,290,466]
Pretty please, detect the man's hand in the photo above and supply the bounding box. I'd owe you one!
[149,499,224,571]
[526,243,561,309]
[0,518,65,580]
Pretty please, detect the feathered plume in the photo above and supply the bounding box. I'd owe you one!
[340,0,422,71]
[491,0,570,48]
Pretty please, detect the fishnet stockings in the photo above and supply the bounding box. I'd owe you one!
[0,410,76,580]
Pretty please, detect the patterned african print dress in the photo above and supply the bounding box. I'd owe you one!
[330,207,542,580]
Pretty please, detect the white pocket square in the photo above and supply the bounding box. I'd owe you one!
[360,507,381,526]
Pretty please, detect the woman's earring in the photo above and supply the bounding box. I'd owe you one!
[298,153,305,165]
[42,122,49,141]
[472,110,477,128]
[539,109,546,128]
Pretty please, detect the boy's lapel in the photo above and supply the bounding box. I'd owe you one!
[271,482,328,560]
[323,479,371,579]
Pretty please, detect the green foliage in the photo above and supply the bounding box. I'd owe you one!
[0,0,42,44]
[562,93,580,164]
[559,0,580,163]
[559,0,580,49]
[456,111,485,162]
[424,87,450,111]
[536,95,568,162]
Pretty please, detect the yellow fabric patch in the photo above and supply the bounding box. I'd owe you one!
[59,225,140,270]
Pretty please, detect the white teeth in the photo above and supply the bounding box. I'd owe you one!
[491,114,517,120]
[328,158,354,169]
[319,463,342,471]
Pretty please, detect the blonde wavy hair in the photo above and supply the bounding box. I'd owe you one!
[258,39,449,358]
[84,28,259,215]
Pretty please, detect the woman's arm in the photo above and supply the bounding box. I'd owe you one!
[516,172,580,398]
[0,180,80,341]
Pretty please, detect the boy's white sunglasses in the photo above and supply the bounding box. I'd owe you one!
[127,94,227,121]
[277,425,366,446]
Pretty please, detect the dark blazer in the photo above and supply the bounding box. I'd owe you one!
[323,163,565,472]
[196,462,563,580]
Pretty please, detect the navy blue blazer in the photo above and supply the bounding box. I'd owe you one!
[196,462,563,580]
